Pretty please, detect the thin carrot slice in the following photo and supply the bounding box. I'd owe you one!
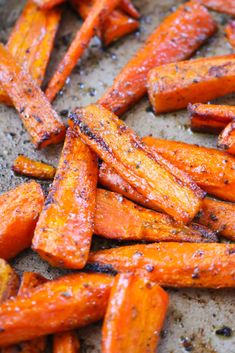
[33,128,98,269]
[99,1,216,116]
[13,155,56,180]
[197,0,235,16]
[226,20,235,49]
[0,181,44,260]
[0,273,112,346]
[88,242,235,288]
[69,104,204,223]
[0,260,19,304]
[119,0,140,19]
[53,331,80,353]
[102,273,168,353]
[45,0,121,102]
[33,0,66,9]
[189,103,234,134]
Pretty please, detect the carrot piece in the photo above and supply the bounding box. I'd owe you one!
[0,181,44,260]
[102,273,168,353]
[119,0,140,19]
[0,44,65,149]
[33,0,65,9]
[218,119,235,154]
[45,0,121,102]
[53,331,80,353]
[197,0,235,16]
[189,103,234,134]
[95,189,217,243]
[226,20,235,49]
[18,272,48,296]
[0,273,112,346]
[88,242,235,288]
[143,136,235,203]
[33,128,98,269]
[69,104,204,223]
[0,260,19,304]
[12,155,56,180]
[99,1,216,116]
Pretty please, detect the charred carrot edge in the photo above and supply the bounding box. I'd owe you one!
[45,0,121,102]
[95,189,217,243]
[143,136,235,203]
[0,181,44,260]
[226,20,235,49]
[99,1,216,116]
[69,104,204,223]
[53,331,80,353]
[33,0,65,9]
[13,155,56,180]
[197,0,235,16]
[189,103,234,134]
[0,260,19,305]
[102,273,168,353]
[88,242,235,288]
[0,273,113,346]
[0,44,65,149]
[148,54,235,114]
[33,128,98,269]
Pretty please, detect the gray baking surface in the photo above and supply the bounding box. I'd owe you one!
[0,0,235,352]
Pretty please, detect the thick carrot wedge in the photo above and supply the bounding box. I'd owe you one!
[143,136,235,202]
[99,1,216,116]
[189,103,234,134]
[0,181,44,260]
[33,0,65,9]
[102,273,168,353]
[0,273,112,346]
[69,104,204,223]
[197,0,235,16]
[45,0,121,102]
[88,243,235,288]
[33,128,98,269]
[13,155,56,180]
[53,331,80,353]
[226,20,235,49]
[95,189,217,243]
[0,260,19,304]
[0,44,65,149]
[148,54,235,114]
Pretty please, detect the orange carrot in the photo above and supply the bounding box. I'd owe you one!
[0,44,65,149]
[0,273,113,346]
[12,155,56,180]
[226,20,235,49]
[197,0,235,16]
[218,118,235,155]
[18,272,48,296]
[0,181,44,260]
[88,242,235,288]
[33,0,66,9]
[33,128,98,269]
[99,1,216,116]
[119,0,140,19]
[45,0,121,102]
[69,104,204,223]
[102,273,168,353]
[189,103,234,134]
[0,260,19,305]
[53,331,80,353]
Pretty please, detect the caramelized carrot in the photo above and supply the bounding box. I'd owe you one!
[148,55,235,114]
[99,1,216,116]
[0,260,19,304]
[226,20,235,49]
[33,0,66,9]
[143,136,235,203]
[102,273,168,353]
[53,331,80,353]
[95,189,217,243]
[189,103,234,134]
[69,104,204,223]
[0,44,65,149]
[88,242,235,288]
[13,155,56,180]
[0,181,44,260]
[197,0,235,16]
[0,273,112,346]
[218,119,235,155]
[33,128,98,269]
[45,0,121,102]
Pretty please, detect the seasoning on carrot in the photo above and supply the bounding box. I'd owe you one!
[88,242,235,288]
[0,44,65,149]
[13,155,56,180]
[33,0,66,9]
[102,273,168,353]
[0,260,19,304]
[99,1,216,116]
[0,273,113,346]
[197,0,235,16]
[69,104,204,223]
[33,128,98,269]
[225,20,235,49]
[53,331,80,353]
[0,181,44,260]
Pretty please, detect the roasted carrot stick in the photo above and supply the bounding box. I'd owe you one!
[33,0,66,9]
[0,181,44,260]
[53,331,80,353]
[143,136,235,203]
[197,0,235,16]
[189,103,234,134]
[218,119,235,154]
[102,273,168,353]
[99,1,216,116]
[226,20,235,49]
[45,0,121,102]
[88,242,235,288]
[33,128,98,269]
[0,273,112,346]
[0,260,19,305]
[148,54,235,114]
[0,44,65,149]
[70,104,204,223]
[13,155,56,180]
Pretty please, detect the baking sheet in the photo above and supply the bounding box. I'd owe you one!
[0,0,235,352]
